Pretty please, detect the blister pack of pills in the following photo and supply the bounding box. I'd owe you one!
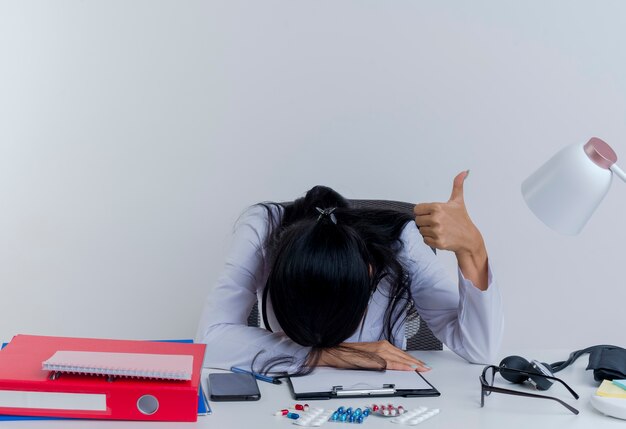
[368,403,406,417]
[293,408,334,427]
[389,407,440,425]
[328,406,370,424]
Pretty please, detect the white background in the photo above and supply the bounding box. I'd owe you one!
[1,0,625,352]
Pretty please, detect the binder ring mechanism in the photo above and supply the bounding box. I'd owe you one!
[332,384,396,397]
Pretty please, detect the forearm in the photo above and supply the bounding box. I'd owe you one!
[317,341,429,371]
[455,238,489,291]
[402,221,503,364]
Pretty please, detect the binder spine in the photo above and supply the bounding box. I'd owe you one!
[0,385,198,422]
[106,387,198,421]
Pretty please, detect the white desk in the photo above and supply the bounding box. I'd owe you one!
[1,349,624,429]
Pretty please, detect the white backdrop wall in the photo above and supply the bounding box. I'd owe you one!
[1,0,625,352]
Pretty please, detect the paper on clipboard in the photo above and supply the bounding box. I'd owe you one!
[289,367,439,399]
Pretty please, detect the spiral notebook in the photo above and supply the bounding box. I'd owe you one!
[42,350,194,380]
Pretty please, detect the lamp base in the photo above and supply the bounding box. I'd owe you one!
[590,394,626,420]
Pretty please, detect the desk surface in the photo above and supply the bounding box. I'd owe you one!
[1,349,625,428]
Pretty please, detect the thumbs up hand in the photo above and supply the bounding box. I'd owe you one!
[413,170,481,253]
[413,171,488,290]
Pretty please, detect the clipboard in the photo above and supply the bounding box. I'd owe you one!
[288,367,440,400]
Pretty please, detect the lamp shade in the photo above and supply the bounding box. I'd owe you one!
[521,137,619,235]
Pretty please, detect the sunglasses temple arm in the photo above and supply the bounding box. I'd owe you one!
[487,387,579,415]
[547,396,579,415]
[549,376,580,400]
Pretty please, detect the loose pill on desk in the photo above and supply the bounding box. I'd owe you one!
[274,409,289,416]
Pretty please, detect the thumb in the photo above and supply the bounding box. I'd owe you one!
[449,170,469,202]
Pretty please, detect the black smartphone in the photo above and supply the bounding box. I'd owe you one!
[208,372,261,401]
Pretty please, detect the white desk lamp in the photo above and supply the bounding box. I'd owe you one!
[522,137,626,235]
[522,137,626,420]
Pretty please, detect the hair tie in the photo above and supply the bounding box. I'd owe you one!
[315,207,337,224]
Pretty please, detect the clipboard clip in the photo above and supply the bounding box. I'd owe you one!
[332,384,396,397]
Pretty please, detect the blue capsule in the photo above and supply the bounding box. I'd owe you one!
[340,413,348,422]
[357,416,364,424]
[286,412,299,420]
[362,409,370,417]
[331,411,339,421]
[354,408,362,417]
[346,407,353,415]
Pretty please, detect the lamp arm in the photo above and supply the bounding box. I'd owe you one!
[610,164,626,183]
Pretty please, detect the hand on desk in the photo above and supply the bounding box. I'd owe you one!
[317,340,430,372]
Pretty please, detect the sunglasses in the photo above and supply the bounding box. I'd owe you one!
[479,365,580,415]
